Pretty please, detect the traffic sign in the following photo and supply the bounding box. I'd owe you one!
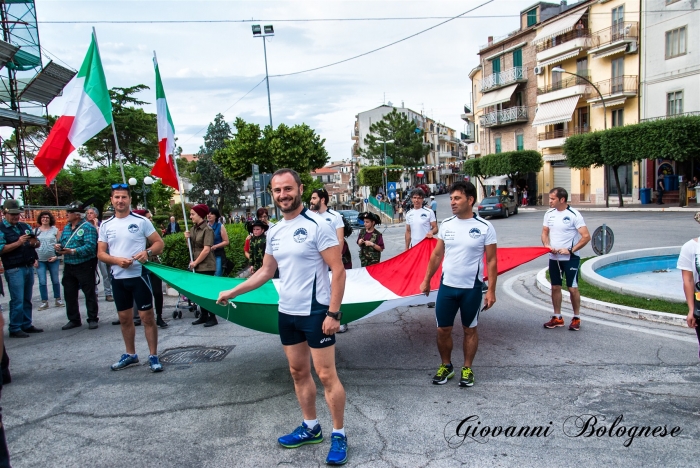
[388,182,397,192]
[592,225,614,255]
[376,194,383,201]
[363,198,369,203]
[389,192,396,199]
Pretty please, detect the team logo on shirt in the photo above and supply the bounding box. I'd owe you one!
[420,213,428,218]
[469,228,482,239]
[293,228,308,243]
[24,229,31,235]
[76,229,84,237]
[324,218,332,223]
[128,224,139,233]
[562,216,571,225]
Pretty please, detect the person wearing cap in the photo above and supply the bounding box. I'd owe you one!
[86,206,113,302]
[0,199,43,338]
[56,201,100,330]
[185,204,218,327]
[676,211,700,359]
[356,212,384,268]
[430,195,437,218]
[247,220,269,274]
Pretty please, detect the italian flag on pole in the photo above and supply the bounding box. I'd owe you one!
[151,55,178,190]
[34,33,112,185]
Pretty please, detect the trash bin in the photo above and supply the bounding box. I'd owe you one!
[640,188,651,204]
[695,186,700,202]
[664,175,675,191]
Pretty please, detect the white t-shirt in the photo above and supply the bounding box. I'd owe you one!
[543,206,586,261]
[98,212,156,279]
[677,239,699,284]
[437,215,497,288]
[406,206,436,247]
[265,208,339,316]
[316,208,344,234]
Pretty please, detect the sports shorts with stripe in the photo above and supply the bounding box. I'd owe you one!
[549,254,581,288]
[435,278,484,328]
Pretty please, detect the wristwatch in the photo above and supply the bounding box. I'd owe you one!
[568,247,574,254]
[147,249,153,257]
[326,311,342,321]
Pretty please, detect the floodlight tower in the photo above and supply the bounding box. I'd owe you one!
[0,0,75,203]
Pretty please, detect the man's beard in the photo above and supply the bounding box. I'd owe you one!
[310,201,320,211]
[276,193,302,213]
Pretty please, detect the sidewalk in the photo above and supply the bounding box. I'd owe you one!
[519,203,697,212]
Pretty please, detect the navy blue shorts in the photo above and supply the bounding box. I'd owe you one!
[112,272,154,312]
[278,312,335,348]
[549,255,580,288]
[435,279,483,329]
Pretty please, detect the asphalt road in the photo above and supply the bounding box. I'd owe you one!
[3,198,698,467]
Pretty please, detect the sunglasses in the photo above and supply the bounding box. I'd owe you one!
[111,183,129,189]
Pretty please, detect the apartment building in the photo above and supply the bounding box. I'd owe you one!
[533,0,640,204]
[640,0,699,191]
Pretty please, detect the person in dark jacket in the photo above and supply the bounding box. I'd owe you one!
[163,216,181,236]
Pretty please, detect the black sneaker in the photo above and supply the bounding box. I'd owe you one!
[432,363,454,385]
[459,367,474,387]
[156,316,169,328]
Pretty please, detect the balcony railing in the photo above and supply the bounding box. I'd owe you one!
[590,22,638,50]
[641,111,700,122]
[480,66,527,92]
[479,106,528,128]
[537,126,590,141]
[591,75,638,98]
[535,29,591,53]
[537,72,590,95]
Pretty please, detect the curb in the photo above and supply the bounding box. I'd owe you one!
[535,268,687,327]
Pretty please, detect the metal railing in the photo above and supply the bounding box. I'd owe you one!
[479,106,528,127]
[641,111,700,122]
[590,22,638,49]
[537,126,590,141]
[480,67,527,92]
[592,75,638,97]
[537,72,591,95]
[535,28,591,53]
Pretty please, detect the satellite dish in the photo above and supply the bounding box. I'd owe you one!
[592,225,614,256]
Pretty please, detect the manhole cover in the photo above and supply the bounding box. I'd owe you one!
[160,346,235,364]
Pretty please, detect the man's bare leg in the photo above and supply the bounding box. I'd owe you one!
[551,285,563,315]
[118,309,136,354]
[283,342,317,420]
[462,326,478,368]
[310,345,346,430]
[437,326,454,364]
[139,308,158,355]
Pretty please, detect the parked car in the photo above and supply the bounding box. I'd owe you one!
[476,196,518,218]
[415,183,431,197]
[337,209,363,228]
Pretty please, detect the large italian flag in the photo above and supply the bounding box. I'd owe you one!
[150,55,178,190]
[145,239,549,334]
[35,33,111,185]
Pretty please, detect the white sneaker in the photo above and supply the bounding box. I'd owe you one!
[38,301,49,311]
[55,298,64,307]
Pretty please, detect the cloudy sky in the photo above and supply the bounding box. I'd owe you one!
[36,0,539,161]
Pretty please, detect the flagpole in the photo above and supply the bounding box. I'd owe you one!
[154,50,194,267]
[92,27,126,184]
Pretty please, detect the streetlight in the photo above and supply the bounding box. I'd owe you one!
[552,67,609,207]
[252,24,274,129]
[378,139,394,206]
[128,176,154,210]
[203,188,220,207]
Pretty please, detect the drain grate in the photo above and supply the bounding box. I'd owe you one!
[159,345,235,364]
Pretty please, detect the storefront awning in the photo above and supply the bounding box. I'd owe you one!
[534,9,586,44]
[592,45,628,60]
[484,175,510,186]
[477,84,519,109]
[538,49,581,67]
[544,153,566,162]
[531,95,580,127]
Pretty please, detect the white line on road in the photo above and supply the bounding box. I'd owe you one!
[502,271,696,344]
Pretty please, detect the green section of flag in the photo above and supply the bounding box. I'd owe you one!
[153,59,175,131]
[78,34,112,124]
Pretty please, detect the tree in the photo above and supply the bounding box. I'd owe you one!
[358,109,428,166]
[3,115,57,161]
[463,151,543,196]
[80,85,158,167]
[357,165,402,195]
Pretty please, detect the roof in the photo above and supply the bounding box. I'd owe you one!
[311,167,339,175]
[180,154,198,162]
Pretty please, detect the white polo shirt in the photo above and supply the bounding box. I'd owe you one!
[406,206,436,247]
[98,212,156,279]
[316,208,344,234]
[437,214,497,288]
[543,206,586,261]
[266,208,339,316]
[677,238,699,284]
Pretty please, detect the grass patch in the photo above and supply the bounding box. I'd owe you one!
[545,257,687,316]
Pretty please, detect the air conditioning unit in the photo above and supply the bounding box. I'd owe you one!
[467,143,481,156]
[627,41,638,54]
[534,65,544,75]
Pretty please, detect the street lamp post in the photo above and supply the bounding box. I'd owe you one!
[551,67,608,207]
[379,139,394,206]
[204,188,220,207]
[252,24,274,129]
[128,176,154,210]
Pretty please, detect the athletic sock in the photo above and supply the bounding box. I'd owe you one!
[130,354,138,358]
[304,419,319,429]
[555,315,562,319]
[332,427,346,437]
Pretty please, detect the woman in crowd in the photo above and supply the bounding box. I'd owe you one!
[207,207,230,277]
[34,211,63,310]
[185,204,218,327]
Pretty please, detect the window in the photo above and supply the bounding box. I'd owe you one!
[611,57,624,93]
[513,48,522,68]
[527,8,537,27]
[611,109,624,127]
[495,137,502,153]
[516,134,524,151]
[665,27,687,59]
[667,91,683,115]
[612,5,624,37]
[492,56,501,76]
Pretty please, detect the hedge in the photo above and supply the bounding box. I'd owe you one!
[160,223,249,276]
[357,165,402,187]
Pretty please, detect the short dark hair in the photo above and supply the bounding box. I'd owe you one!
[410,188,426,199]
[37,210,55,226]
[549,187,568,202]
[311,188,329,206]
[272,168,302,187]
[111,186,131,196]
[449,181,478,206]
[256,207,269,218]
[209,207,220,220]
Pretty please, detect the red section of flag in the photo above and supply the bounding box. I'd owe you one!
[483,246,550,281]
[151,139,179,190]
[34,116,76,185]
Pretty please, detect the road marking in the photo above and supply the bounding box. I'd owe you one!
[502,271,696,344]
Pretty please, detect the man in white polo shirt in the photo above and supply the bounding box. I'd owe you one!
[405,188,437,249]
[420,181,497,388]
[217,169,348,466]
[541,187,591,331]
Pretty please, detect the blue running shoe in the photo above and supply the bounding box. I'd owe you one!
[326,433,348,465]
[110,354,139,371]
[149,355,163,373]
[278,422,323,448]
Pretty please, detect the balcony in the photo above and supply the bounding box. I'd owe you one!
[480,66,527,93]
[351,127,359,140]
[461,104,473,122]
[536,29,591,66]
[586,76,638,108]
[479,106,528,128]
[461,123,475,143]
[641,111,700,123]
[438,150,461,160]
[536,73,591,104]
[537,126,590,149]
[588,22,638,59]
